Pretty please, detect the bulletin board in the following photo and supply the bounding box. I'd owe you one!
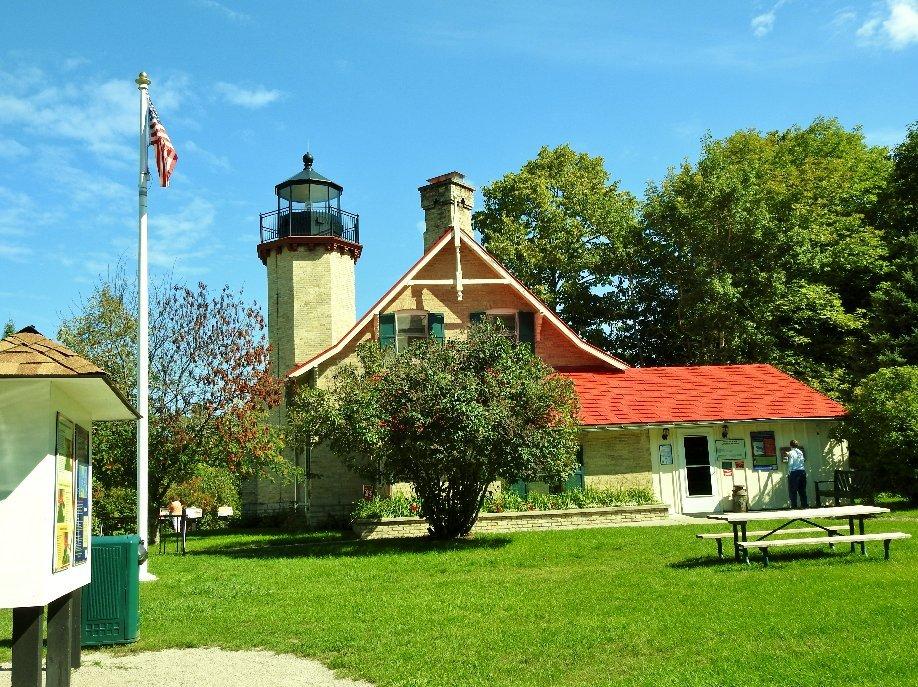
[53,413,75,573]
[715,439,746,463]
[750,430,778,471]
[73,424,90,566]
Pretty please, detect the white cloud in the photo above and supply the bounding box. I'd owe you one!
[195,0,249,22]
[751,0,789,38]
[0,242,33,262]
[214,82,282,109]
[831,9,858,29]
[857,1,918,49]
[0,65,190,166]
[0,137,29,159]
[148,197,217,271]
[752,11,776,37]
[184,140,232,172]
[62,56,91,71]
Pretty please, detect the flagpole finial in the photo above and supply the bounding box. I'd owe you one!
[136,71,151,88]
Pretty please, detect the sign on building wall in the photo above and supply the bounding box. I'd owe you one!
[659,444,673,465]
[750,430,778,471]
[715,439,746,463]
[73,424,90,566]
[53,413,75,573]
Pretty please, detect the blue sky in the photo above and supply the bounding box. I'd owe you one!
[1,1,917,336]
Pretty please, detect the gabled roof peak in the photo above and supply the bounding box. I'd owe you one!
[287,227,628,378]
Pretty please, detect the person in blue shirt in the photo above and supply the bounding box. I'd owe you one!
[786,439,808,508]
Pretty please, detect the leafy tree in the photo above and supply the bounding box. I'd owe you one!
[871,122,918,367]
[59,271,288,540]
[843,366,918,504]
[303,322,581,538]
[627,118,891,398]
[2,320,15,338]
[474,144,639,347]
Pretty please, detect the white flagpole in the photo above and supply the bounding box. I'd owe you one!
[135,71,155,582]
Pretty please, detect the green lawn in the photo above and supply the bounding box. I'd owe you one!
[3,510,918,687]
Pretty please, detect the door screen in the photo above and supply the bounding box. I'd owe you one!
[683,436,713,496]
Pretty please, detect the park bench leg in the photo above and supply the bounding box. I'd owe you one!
[762,548,769,567]
[716,539,723,560]
[859,518,866,555]
[12,605,43,687]
[884,540,891,560]
[732,523,740,561]
[848,517,856,552]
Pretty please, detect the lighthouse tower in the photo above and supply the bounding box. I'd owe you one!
[249,154,361,515]
[257,153,361,379]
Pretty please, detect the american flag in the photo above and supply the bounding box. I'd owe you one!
[148,100,178,187]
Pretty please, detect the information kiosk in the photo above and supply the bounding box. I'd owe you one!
[0,327,137,687]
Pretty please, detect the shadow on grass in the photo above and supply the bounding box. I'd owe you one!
[186,534,512,560]
[670,547,865,569]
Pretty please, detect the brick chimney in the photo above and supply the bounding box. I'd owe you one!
[419,172,475,251]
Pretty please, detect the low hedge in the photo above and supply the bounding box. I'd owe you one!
[352,486,658,520]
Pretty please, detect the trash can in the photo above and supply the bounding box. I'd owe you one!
[81,535,141,646]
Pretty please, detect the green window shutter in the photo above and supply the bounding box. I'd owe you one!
[565,445,585,491]
[379,313,396,349]
[428,312,445,342]
[510,480,527,498]
[518,311,535,350]
[470,311,485,326]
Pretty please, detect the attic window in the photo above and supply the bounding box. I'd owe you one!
[470,310,536,350]
[396,311,428,350]
[378,311,445,350]
[487,311,518,340]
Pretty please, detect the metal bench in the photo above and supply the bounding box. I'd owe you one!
[697,525,848,559]
[738,532,911,566]
[814,469,873,507]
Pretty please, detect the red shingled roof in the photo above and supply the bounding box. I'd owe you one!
[563,364,846,426]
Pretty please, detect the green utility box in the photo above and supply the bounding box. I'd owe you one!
[81,535,141,646]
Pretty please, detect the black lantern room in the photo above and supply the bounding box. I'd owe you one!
[259,153,359,245]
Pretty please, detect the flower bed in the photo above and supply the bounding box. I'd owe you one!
[351,487,658,520]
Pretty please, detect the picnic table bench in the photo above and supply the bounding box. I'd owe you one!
[738,532,911,566]
[696,525,849,559]
[706,505,909,566]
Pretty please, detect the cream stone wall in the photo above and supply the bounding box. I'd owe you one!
[353,505,669,539]
[420,176,474,250]
[246,244,358,518]
[644,420,847,514]
[581,430,653,490]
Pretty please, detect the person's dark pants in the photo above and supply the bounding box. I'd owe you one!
[789,469,808,508]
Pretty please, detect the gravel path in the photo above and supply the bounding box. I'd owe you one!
[0,647,374,687]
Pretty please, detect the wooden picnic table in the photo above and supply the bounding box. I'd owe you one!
[708,505,890,562]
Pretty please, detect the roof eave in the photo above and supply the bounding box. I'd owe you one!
[579,416,847,430]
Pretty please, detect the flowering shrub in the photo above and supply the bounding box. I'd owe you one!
[352,487,657,520]
[352,494,423,519]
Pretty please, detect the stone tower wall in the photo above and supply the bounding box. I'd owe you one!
[243,244,357,519]
[420,172,475,250]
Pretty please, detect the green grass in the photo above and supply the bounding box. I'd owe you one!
[3,510,918,687]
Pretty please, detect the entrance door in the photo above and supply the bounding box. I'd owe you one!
[680,434,720,513]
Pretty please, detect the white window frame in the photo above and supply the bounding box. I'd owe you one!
[485,309,519,341]
[394,310,429,352]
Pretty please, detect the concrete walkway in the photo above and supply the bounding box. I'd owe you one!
[0,647,373,687]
